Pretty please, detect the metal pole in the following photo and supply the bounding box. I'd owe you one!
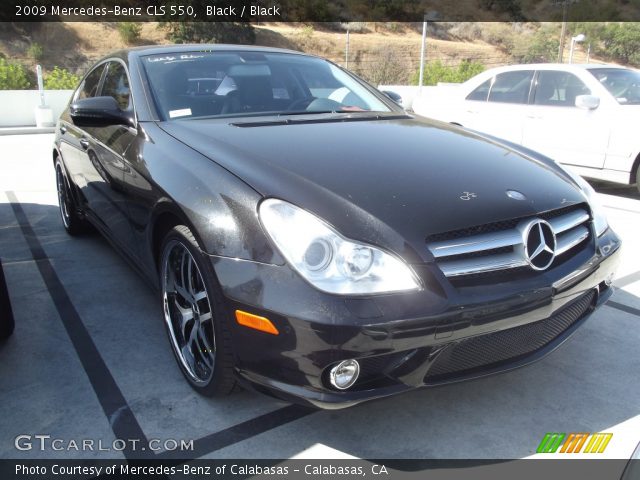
[586,43,591,63]
[345,29,350,69]
[558,1,568,63]
[569,39,575,64]
[36,64,45,107]
[418,19,427,94]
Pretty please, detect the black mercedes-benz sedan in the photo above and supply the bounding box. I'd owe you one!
[53,45,620,409]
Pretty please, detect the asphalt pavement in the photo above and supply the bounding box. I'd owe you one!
[0,134,639,465]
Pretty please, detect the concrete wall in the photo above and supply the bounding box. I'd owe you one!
[0,90,73,127]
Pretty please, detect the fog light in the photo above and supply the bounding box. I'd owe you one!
[329,359,360,390]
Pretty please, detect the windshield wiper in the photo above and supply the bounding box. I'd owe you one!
[231,113,411,128]
[278,110,335,116]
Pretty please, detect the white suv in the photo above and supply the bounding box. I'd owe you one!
[412,64,640,193]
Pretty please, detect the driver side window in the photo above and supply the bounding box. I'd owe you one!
[76,64,105,100]
[102,62,131,111]
[533,71,591,107]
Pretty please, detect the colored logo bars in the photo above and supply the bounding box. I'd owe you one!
[537,433,613,454]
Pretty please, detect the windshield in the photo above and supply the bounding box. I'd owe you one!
[142,51,392,120]
[588,68,640,105]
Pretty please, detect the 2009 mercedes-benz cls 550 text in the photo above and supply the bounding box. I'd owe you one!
[53,45,620,409]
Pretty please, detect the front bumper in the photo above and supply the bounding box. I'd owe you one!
[209,228,621,409]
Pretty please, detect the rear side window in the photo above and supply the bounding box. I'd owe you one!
[77,65,105,100]
[533,71,591,107]
[466,78,491,101]
[487,71,534,104]
[101,62,131,110]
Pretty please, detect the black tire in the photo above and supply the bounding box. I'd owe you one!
[159,225,236,396]
[55,157,88,235]
[636,163,640,196]
[0,258,15,340]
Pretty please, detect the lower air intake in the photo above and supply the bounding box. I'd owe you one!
[425,290,596,381]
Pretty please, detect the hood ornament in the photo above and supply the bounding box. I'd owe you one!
[460,192,477,201]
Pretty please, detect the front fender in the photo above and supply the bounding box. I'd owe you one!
[129,123,285,267]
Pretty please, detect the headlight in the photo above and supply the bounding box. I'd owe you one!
[259,199,421,295]
[567,172,609,237]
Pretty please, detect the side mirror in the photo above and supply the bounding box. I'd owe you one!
[381,90,403,106]
[575,94,600,110]
[70,96,134,128]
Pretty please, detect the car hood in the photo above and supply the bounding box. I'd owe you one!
[157,114,587,263]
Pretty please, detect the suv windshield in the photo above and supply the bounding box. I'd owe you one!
[588,68,640,105]
[142,51,392,120]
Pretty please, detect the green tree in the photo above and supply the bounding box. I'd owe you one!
[27,43,44,62]
[0,59,32,90]
[163,22,255,45]
[44,67,80,90]
[118,22,142,45]
[412,60,485,86]
[510,25,560,63]
[601,23,640,66]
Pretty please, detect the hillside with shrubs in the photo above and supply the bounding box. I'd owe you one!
[0,22,637,90]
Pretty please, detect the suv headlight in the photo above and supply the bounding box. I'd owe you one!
[567,172,609,237]
[259,199,421,295]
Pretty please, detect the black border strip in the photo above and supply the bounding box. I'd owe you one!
[6,191,151,460]
[606,300,640,318]
[0,257,15,337]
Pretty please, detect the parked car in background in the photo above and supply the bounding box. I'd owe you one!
[0,259,15,340]
[53,46,620,408]
[412,63,640,193]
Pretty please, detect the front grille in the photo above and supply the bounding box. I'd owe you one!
[426,203,591,278]
[425,290,596,382]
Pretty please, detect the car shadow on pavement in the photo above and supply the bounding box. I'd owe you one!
[588,179,639,200]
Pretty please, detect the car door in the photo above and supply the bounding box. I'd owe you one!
[74,60,139,257]
[59,63,106,195]
[522,70,608,169]
[461,70,534,144]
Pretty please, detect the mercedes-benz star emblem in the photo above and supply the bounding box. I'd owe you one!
[524,220,556,271]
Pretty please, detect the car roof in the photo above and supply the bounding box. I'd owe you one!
[486,63,630,73]
[123,43,305,59]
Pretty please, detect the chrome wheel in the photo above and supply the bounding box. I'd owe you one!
[56,165,71,228]
[161,240,216,384]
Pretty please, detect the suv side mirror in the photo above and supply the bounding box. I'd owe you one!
[70,96,135,128]
[575,95,600,110]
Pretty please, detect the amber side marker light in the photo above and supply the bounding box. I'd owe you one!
[235,310,279,335]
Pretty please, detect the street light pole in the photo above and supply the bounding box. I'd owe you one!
[345,29,350,69]
[558,0,568,62]
[569,33,586,64]
[418,19,427,95]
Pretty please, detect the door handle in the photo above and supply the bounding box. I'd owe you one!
[79,139,90,150]
[59,125,67,135]
[526,115,542,120]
